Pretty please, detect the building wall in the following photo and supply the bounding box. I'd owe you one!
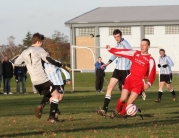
[73,26,179,72]
[145,26,179,72]
[75,36,95,70]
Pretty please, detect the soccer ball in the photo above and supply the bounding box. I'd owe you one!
[126,104,138,116]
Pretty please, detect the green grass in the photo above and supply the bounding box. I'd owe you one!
[0,73,179,137]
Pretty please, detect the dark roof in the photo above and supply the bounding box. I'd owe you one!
[65,5,179,24]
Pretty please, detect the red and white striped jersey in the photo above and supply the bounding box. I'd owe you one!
[108,48,156,86]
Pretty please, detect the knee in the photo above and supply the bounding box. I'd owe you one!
[51,98,59,104]
[166,85,171,90]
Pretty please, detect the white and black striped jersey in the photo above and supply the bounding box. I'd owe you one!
[14,46,62,85]
[109,38,132,70]
[159,55,174,74]
[44,62,70,85]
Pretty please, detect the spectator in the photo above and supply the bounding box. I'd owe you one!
[0,57,2,89]
[14,63,27,94]
[2,55,14,94]
[95,57,105,93]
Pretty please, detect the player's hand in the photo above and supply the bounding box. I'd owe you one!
[144,83,150,90]
[106,45,110,49]
[162,64,168,68]
[66,81,71,85]
[101,64,106,70]
[157,64,161,68]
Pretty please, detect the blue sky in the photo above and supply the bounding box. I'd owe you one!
[0,0,179,45]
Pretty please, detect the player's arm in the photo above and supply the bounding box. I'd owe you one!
[14,52,25,66]
[144,58,156,89]
[39,49,62,68]
[164,56,174,68]
[60,68,71,84]
[101,51,117,69]
[106,45,135,60]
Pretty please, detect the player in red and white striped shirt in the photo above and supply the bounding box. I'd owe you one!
[107,39,156,118]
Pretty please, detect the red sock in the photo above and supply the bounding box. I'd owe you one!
[120,103,127,115]
[116,99,125,112]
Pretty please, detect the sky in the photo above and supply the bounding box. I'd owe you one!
[0,0,179,45]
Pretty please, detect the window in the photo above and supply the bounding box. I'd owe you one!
[77,28,95,36]
[145,26,154,35]
[109,27,131,35]
[165,25,179,34]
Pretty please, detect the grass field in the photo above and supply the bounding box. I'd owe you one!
[0,73,179,138]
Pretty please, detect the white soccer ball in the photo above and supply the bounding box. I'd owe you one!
[126,104,138,116]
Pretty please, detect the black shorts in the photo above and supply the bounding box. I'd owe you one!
[54,85,64,94]
[34,81,56,95]
[160,74,172,84]
[111,69,130,85]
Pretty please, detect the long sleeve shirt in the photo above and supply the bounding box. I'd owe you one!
[14,46,62,85]
[108,48,156,86]
[108,38,132,70]
[159,55,174,74]
[44,62,70,85]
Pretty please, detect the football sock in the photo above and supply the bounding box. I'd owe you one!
[170,89,176,95]
[102,95,111,112]
[40,94,51,106]
[120,103,127,115]
[49,99,59,117]
[158,90,163,99]
[116,99,125,112]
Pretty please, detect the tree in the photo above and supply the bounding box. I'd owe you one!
[52,30,69,44]
[22,31,32,47]
[0,36,22,59]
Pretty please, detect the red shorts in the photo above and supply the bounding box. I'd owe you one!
[123,74,144,95]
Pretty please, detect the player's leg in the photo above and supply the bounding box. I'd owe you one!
[155,74,165,102]
[34,82,56,120]
[47,89,60,123]
[166,74,176,101]
[155,81,164,102]
[35,94,51,119]
[110,89,130,118]
[119,91,138,115]
[97,77,118,116]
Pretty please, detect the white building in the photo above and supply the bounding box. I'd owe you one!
[65,5,179,72]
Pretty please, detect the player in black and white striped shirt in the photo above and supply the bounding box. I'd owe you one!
[155,49,176,102]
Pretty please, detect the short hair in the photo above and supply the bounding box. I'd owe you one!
[98,56,101,59]
[31,33,45,44]
[142,38,150,45]
[113,29,122,36]
[159,49,165,53]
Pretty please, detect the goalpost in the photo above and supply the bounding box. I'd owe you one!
[70,45,179,92]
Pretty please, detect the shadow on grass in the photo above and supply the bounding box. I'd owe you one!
[0,118,178,137]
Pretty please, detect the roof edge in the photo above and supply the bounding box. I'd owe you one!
[65,7,99,24]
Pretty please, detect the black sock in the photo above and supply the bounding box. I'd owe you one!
[50,100,58,118]
[39,94,50,107]
[158,92,163,99]
[103,97,111,113]
[171,90,176,95]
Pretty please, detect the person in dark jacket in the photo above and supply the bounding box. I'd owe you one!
[95,57,105,93]
[0,57,2,89]
[2,55,14,94]
[14,64,27,94]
